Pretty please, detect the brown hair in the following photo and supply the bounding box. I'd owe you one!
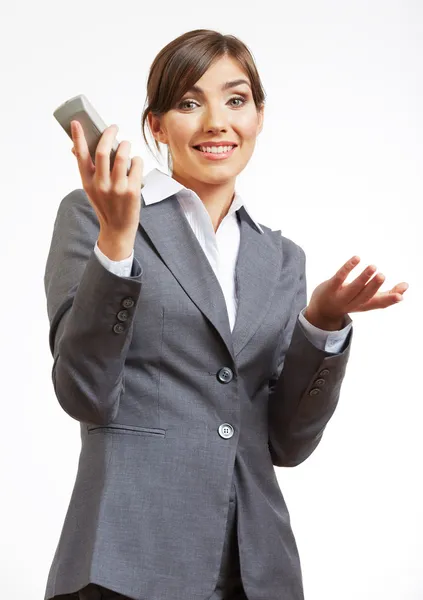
[141,29,266,170]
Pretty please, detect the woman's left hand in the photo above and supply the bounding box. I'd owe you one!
[304,255,409,331]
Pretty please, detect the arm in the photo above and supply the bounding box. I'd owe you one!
[268,245,353,467]
[94,240,134,277]
[44,189,142,425]
[298,307,352,353]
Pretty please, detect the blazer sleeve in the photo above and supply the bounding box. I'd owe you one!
[44,189,143,425]
[267,244,353,467]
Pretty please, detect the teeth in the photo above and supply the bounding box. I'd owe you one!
[198,145,234,154]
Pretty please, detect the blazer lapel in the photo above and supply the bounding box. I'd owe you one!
[139,195,282,361]
[231,206,282,356]
[140,194,235,357]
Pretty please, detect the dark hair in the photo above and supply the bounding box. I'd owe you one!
[141,29,266,170]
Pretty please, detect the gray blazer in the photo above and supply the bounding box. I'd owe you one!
[43,188,353,600]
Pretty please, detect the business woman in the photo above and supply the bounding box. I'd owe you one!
[44,29,408,600]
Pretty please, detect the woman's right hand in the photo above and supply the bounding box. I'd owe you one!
[70,120,144,260]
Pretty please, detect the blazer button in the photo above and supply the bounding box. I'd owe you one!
[319,369,330,376]
[217,367,233,383]
[113,323,125,334]
[314,378,326,386]
[122,297,135,308]
[218,423,234,439]
[117,309,129,322]
[309,388,321,396]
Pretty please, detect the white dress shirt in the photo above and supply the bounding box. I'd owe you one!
[94,168,352,353]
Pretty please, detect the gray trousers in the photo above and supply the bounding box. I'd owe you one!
[53,480,247,600]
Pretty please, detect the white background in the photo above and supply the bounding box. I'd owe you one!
[1,1,421,598]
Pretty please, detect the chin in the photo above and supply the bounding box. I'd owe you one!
[198,171,238,185]
[198,161,245,180]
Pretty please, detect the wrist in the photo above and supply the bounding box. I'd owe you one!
[304,306,345,331]
[97,230,135,262]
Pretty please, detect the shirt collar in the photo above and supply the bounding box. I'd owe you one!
[141,168,264,234]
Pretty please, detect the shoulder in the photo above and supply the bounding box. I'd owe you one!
[259,222,305,266]
[57,187,93,215]
[53,188,98,231]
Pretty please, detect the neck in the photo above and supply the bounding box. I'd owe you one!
[171,169,236,233]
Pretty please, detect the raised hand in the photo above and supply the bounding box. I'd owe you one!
[304,256,409,330]
[70,120,144,260]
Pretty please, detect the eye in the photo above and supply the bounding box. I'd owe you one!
[229,96,247,107]
[178,99,198,110]
[177,95,248,111]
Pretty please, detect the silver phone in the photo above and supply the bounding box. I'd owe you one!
[53,94,132,175]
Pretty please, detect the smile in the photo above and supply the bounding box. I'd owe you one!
[193,145,237,160]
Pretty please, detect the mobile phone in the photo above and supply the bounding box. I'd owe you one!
[53,94,133,175]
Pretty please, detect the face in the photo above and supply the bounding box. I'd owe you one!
[148,55,264,186]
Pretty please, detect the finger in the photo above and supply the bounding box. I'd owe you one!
[95,124,119,187]
[348,271,386,307]
[342,264,382,302]
[390,282,409,294]
[71,121,95,183]
[356,291,404,312]
[356,278,409,309]
[127,155,144,192]
[332,256,361,287]
[111,140,131,187]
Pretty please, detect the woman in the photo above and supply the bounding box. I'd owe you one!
[44,29,408,600]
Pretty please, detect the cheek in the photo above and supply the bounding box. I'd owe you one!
[234,114,261,141]
[168,117,197,151]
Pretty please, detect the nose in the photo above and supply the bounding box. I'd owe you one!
[202,103,228,134]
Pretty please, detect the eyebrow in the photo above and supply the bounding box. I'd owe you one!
[186,79,251,95]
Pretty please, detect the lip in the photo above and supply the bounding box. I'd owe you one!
[194,142,238,147]
[193,146,237,160]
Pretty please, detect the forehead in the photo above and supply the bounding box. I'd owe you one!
[193,55,250,89]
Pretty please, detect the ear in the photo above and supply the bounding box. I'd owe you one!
[148,112,169,145]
